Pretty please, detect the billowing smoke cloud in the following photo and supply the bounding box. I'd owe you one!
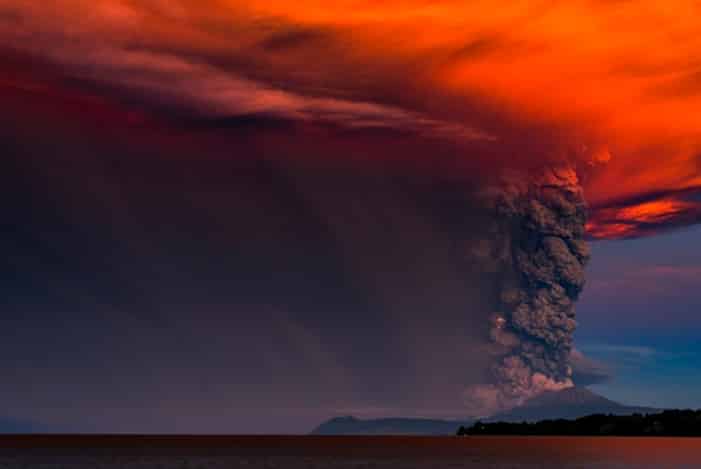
[464,166,590,415]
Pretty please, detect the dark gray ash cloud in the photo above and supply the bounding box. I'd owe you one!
[464,167,591,414]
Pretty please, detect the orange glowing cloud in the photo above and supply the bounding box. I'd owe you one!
[587,195,701,239]
[1,0,700,238]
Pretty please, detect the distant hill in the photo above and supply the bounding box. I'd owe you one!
[487,387,658,422]
[311,416,473,435]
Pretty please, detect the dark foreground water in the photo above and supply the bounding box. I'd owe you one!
[1,435,700,468]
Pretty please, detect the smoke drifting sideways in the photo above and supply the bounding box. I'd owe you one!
[0,57,603,422]
[464,167,591,415]
[1,96,598,422]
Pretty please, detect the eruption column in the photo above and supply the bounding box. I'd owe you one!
[476,166,590,411]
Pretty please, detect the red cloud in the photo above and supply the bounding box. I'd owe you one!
[2,0,701,238]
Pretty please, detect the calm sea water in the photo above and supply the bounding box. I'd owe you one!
[0,436,700,468]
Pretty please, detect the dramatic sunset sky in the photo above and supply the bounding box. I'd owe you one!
[2,0,701,433]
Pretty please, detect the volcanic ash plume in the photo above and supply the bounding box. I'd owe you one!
[466,166,590,415]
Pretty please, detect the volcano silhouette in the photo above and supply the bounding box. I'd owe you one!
[487,387,658,423]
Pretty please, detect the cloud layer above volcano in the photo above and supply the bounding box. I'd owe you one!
[2,0,701,237]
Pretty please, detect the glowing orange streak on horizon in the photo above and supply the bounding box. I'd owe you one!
[586,197,701,239]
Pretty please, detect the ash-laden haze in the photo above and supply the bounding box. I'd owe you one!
[1,0,701,429]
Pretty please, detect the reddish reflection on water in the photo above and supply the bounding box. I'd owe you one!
[1,435,700,468]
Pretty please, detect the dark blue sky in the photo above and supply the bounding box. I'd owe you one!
[578,225,701,409]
